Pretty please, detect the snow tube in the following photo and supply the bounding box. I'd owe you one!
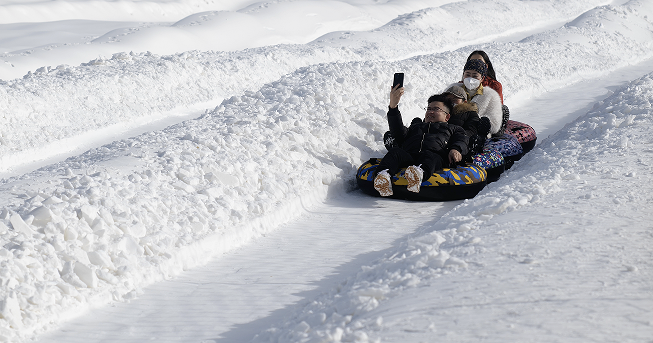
[470,148,505,183]
[484,133,523,169]
[506,120,537,153]
[356,158,487,201]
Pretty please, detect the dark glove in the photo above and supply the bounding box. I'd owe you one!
[478,117,491,137]
[499,105,510,135]
[468,134,486,154]
[383,131,397,150]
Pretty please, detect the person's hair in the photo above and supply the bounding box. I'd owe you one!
[427,94,454,114]
[467,50,497,81]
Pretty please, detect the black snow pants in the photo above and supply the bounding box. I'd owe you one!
[375,147,444,181]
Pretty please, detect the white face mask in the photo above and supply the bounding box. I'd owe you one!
[463,77,481,90]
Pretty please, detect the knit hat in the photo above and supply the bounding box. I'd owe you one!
[444,85,466,100]
[463,59,487,78]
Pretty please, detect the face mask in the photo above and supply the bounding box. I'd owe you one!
[463,77,481,90]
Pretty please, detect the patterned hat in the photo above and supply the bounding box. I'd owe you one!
[463,59,487,78]
[444,85,467,100]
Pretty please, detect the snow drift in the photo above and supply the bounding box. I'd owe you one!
[0,0,651,341]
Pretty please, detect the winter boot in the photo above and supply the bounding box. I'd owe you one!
[404,165,424,193]
[373,169,393,196]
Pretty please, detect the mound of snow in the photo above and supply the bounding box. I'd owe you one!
[251,67,653,343]
[0,0,651,341]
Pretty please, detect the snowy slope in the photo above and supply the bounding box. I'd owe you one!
[0,0,460,80]
[0,0,651,342]
[252,70,653,342]
[33,59,653,343]
[0,0,612,176]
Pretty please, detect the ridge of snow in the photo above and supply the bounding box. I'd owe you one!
[0,0,461,79]
[250,61,653,343]
[0,0,265,24]
[0,0,651,341]
[0,0,628,176]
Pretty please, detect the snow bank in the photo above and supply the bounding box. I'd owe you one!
[0,0,651,341]
[0,0,616,172]
[0,47,361,174]
[0,0,262,24]
[250,59,653,343]
[0,0,448,80]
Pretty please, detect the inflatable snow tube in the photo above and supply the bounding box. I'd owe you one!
[471,148,505,183]
[356,158,487,201]
[506,120,537,153]
[484,133,523,169]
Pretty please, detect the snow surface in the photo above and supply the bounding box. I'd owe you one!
[0,0,651,342]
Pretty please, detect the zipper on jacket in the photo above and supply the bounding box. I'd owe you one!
[419,122,431,152]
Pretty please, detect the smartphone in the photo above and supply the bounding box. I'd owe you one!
[393,72,404,88]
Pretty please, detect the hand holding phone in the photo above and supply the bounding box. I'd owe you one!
[389,73,404,108]
[393,72,404,89]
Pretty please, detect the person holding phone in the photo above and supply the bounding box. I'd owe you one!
[373,85,468,197]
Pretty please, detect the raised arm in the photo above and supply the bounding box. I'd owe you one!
[386,85,408,143]
[389,84,404,109]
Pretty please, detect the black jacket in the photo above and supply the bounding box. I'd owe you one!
[387,106,468,156]
[448,102,480,137]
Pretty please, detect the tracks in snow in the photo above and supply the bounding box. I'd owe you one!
[37,54,653,342]
[37,193,459,342]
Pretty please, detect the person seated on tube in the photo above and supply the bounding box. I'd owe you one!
[449,59,503,137]
[373,85,468,197]
[464,50,504,104]
[442,84,480,138]
[442,84,489,155]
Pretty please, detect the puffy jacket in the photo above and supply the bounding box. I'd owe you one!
[387,106,468,156]
[448,102,480,137]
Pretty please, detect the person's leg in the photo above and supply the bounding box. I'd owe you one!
[374,147,415,177]
[404,164,423,193]
[416,150,444,181]
[374,148,415,196]
[404,150,443,193]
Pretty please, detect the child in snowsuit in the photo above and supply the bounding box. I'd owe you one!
[443,84,480,137]
[442,84,490,155]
